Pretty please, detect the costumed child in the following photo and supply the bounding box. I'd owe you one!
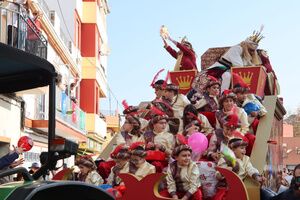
[233,83,267,135]
[106,144,130,187]
[128,142,156,180]
[149,69,168,101]
[160,144,202,200]
[115,114,145,146]
[182,104,214,136]
[164,83,190,132]
[191,75,220,128]
[215,90,256,156]
[144,112,175,172]
[160,25,197,71]
[77,156,104,186]
[122,100,149,132]
[217,138,265,184]
[215,90,249,135]
[207,114,247,162]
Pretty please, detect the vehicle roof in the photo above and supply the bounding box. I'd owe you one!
[0,43,56,93]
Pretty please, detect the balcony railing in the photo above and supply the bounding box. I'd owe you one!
[56,87,87,134]
[0,3,47,59]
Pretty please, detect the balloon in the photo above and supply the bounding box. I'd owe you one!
[187,132,208,155]
[17,136,33,152]
[243,102,260,115]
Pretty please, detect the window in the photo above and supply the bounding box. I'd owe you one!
[74,11,81,50]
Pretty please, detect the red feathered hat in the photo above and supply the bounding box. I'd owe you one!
[122,100,140,115]
[129,142,147,158]
[110,144,130,159]
[150,69,165,88]
[145,150,166,161]
[151,99,173,118]
[129,142,145,151]
[219,90,237,108]
[232,73,250,93]
[205,75,221,89]
[224,114,239,128]
[176,134,188,145]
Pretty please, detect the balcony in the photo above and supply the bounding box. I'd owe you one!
[24,87,87,142]
[101,110,120,133]
[56,87,87,134]
[0,3,47,59]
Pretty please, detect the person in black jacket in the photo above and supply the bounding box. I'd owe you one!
[270,164,300,200]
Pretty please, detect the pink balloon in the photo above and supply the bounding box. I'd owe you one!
[188,132,208,154]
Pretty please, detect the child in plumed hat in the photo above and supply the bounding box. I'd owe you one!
[164,83,191,133]
[190,75,220,128]
[160,145,203,200]
[233,83,267,135]
[215,90,250,135]
[207,114,248,162]
[182,104,214,136]
[116,114,145,146]
[128,142,156,181]
[106,144,130,187]
[144,111,175,173]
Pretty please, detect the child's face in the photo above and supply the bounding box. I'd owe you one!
[236,92,247,102]
[153,119,167,132]
[122,120,134,132]
[207,84,220,96]
[223,98,235,111]
[155,88,165,98]
[164,90,175,99]
[233,146,246,159]
[223,125,235,138]
[78,165,90,175]
[115,159,128,167]
[130,155,144,167]
[176,150,191,166]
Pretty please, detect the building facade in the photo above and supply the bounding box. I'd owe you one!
[0,0,116,169]
[283,123,300,170]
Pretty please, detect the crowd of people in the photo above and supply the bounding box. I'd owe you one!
[86,27,291,199]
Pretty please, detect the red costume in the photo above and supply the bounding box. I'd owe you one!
[165,42,197,71]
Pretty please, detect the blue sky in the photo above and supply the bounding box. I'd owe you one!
[101,0,300,115]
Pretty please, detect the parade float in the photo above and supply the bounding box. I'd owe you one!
[98,26,285,200]
[0,23,286,200]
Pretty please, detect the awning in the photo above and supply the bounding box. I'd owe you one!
[0,43,56,93]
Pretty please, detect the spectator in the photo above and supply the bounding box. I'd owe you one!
[271,164,300,200]
[28,162,40,175]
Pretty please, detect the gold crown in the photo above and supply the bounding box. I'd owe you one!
[176,75,193,90]
[238,72,253,85]
[247,25,264,44]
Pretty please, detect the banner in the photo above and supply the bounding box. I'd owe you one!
[169,70,197,95]
[61,92,67,115]
[231,66,267,97]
